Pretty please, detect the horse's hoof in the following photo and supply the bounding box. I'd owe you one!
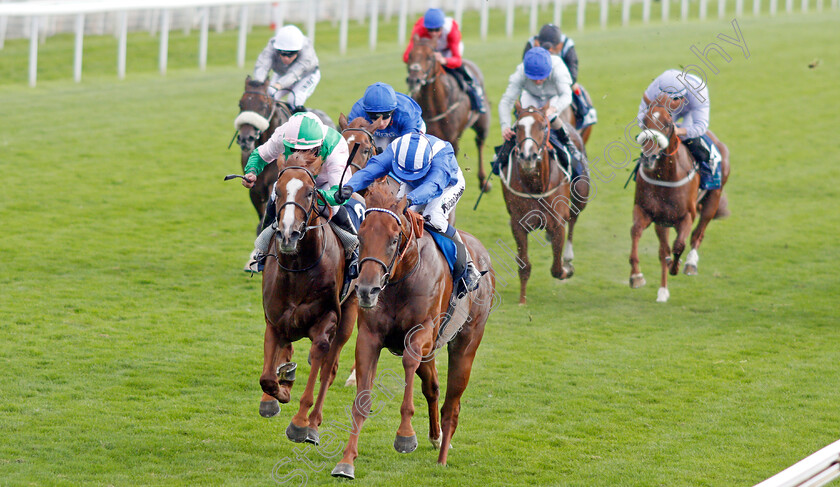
[563,262,575,278]
[430,428,443,450]
[394,434,418,453]
[304,427,320,445]
[656,287,670,303]
[285,422,309,443]
[259,400,280,418]
[331,463,355,479]
[276,362,297,382]
[684,264,698,276]
[344,369,357,387]
[480,180,492,192]
[630,273,646,288]
[669,260,680,276]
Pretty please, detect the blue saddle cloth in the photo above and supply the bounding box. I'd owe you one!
[427,230,457,274]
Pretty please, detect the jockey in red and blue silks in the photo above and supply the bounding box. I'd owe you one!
[348,82,425,151]
[402,8,486,114]
[321,133,483,295]
[523,24,597,129]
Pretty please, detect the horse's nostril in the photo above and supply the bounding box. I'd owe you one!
[369,287,381,297]
[289,231,301,241]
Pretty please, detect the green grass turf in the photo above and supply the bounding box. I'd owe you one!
[1,8,839,487]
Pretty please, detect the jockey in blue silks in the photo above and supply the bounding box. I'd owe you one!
[320,133,482,295]
[348,82,426,151]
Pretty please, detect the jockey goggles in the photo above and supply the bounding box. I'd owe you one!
[277,50,299,57]
[366,110,394,120]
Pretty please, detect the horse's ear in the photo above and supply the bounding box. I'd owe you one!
[540,101,551,114]
[412,34,420,43]
[514,99,523,115]
[338,113,348,130]
[245,75,252,87]
[396,194,408,214]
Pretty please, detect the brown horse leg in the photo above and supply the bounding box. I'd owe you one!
[546,217,571,280]
[417,359,442,449]
[670,214,693,276]
[306,300,357,439]
[395,321,434,453]
[510,220,532,305]
[287,313,337,442]
[437,329,482,465]
[333,326,383,479]
[629,205,652,288]
[474,119,489,191]
[259,324,292,403]
[686,190,721,275]
[654,225,671,302]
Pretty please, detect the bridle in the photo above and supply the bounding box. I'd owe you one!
[358,207,419,289]
[340,127,379,171]
[636,102,696,188]
[407,46,440,90]
[513,108,552,161]
[271,165,332,272]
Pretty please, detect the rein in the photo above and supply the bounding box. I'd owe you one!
[500,109,568,199]
[358,207,420,288]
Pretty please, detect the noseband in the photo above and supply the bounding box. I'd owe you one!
[407,51,439,88]
[358,207,418,288]
[513,109,552,160]
[275,165,331,236]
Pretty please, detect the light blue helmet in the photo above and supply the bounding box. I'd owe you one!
[362,82,398,113]
[523,47,553,80]
[391,134,433,181]
[423,8,445,29]
[657,69,688,98]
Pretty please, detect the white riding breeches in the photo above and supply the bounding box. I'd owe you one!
[403,168,465,233]
[268,69,321,107]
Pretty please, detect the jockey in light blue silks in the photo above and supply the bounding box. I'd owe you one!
[636,69,721,190]
[348,82,426,151]
[321,133,482,295]
[523,24,597,130]
[253,25,320,111]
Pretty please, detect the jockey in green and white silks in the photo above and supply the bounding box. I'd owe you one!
[242,112,362,272]
[636,69,720,188]
[253,25,320,109]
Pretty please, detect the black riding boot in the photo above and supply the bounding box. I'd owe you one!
[451,66,486,114]
[683,137,710,164]
[550,125,584,179]
[331,206,360,279]
[492,137,516,176]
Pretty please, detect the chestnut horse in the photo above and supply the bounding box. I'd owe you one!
[257,151,358,446]
[330,178,495,479]
[630,93,730,302]
[499,101,588,305]
[406,37,491,191]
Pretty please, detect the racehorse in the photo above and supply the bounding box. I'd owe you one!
[405,36,491,191]
[235,76,291,234]
[234,75,337,234]
[257,150,357,446]
[630,93,730,302]
[499,101,588,305]
[337,114,381,172]
[330,177,495,479]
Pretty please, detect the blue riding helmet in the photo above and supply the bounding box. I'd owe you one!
[391,133,433,181]
[523,47,553,80]
[657,69,688,99]
[362,82,398,113]
[423,8,445,29]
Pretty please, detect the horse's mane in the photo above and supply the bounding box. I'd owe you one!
[348,117,376,131]
[284,151,322,173]
[365,177,400,210]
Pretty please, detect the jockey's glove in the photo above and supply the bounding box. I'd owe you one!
[319,185,353,206]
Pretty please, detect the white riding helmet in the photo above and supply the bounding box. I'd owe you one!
[272,25,305,51]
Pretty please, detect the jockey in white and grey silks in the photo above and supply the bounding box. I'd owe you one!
[636,69,719,188]
[495,47,585,180]
[253,25,320,110]
[322,133,483,297]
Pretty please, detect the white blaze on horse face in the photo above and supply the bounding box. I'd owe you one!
[346,134,356,146]
[281,178,305,236]
[517,116,537,157]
